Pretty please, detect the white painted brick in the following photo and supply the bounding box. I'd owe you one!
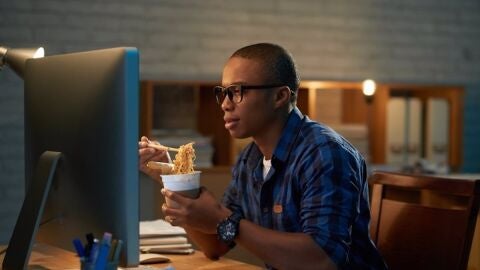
[0,26,34,41]
[1,12,64,27]
[0,0,33,11]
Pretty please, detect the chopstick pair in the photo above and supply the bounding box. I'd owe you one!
[147,144,180,152]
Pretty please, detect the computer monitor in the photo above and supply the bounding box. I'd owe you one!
[2,47,139,269]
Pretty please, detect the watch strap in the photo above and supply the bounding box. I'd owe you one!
[228,211,243,224]
[227,211,242,248]
[217,211,243,247]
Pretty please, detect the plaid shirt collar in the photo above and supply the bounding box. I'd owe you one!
[272,107,304,164]
[242,107,305,170]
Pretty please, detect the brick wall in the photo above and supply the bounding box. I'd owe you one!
[1,0,480,243]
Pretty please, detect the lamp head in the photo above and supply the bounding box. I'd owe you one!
[0,46,45,79]
[362,79,376,104]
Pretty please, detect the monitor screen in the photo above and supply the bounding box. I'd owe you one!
[4,47,139,268]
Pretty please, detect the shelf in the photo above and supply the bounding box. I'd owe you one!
[140,80,310,166]
[140,80,464,170]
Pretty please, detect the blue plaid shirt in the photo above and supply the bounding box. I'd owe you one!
[222,107,386,269]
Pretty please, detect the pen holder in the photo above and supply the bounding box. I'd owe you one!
[80,260,118,270]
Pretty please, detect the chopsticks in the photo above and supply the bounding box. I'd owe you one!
[147,144,180,152]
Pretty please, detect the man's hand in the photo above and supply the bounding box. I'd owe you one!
[138,136,171,182]
[161,187,231,234]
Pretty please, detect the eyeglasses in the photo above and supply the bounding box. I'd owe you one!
[214,84,286,104]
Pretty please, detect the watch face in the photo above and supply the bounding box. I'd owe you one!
[219,219,237,242]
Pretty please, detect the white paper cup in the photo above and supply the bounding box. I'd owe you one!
[161,171,201,208]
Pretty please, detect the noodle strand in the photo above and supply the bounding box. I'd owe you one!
[172,142,195,174]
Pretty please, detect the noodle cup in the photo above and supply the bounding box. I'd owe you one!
[161,171,201,208]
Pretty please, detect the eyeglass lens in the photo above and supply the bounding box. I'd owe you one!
[215,85,242,104]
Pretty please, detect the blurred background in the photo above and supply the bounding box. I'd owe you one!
[1,0,480,253]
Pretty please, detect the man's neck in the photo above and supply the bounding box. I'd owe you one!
[253,106,293,160]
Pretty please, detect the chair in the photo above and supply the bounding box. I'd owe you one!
[369,171,480,270]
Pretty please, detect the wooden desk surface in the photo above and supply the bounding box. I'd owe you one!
[0,244,261,270]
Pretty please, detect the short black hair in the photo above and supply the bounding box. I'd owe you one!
[230,43,300,96]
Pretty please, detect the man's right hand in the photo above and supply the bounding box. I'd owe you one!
[138,136,171,182]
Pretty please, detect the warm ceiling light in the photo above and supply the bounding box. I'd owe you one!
[0,46,45,79]
[362,79,376,104]
[362,79,376,97]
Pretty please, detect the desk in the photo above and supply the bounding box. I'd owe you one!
[0,244,261,270]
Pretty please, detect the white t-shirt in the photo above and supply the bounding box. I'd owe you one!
[263,157,272,180]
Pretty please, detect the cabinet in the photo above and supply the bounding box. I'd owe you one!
[300,81,464,171]
[386,97,423,165]
[140,80,310,166]
[140,80,464,170]
[370,85,464,170]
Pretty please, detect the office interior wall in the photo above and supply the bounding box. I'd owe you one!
[463,84,480,173]
[1,0,480,243]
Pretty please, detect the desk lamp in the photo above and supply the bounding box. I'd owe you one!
[0,46,45,78]
[1,45,48,270]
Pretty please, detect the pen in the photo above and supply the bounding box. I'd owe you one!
[108,239,118,261]
[94,232,112,270]
[89,239,99,263]
[85,233,95,257]
[113,239,123,262]
[72,238,86,258]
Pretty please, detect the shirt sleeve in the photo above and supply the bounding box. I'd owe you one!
[297,140,364,266]
[221,163,243,214]
[221,143,257,215]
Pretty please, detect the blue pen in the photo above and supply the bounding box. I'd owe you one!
[89,239,99,263]
[94,232,112,270]
[72,238,86,258]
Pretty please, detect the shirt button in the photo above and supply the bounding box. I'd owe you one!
[263,207,269,213]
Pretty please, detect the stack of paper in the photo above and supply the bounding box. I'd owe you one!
[139,219,195,255]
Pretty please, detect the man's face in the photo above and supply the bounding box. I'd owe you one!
[220,57,277,139]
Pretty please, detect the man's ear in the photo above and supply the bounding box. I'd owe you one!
[274,86,292,108]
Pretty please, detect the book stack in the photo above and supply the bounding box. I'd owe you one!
[139,219,195,255]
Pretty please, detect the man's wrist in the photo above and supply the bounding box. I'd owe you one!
[215,207,232,224]
[216,211,242,246]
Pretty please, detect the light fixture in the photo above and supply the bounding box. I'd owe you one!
[362,79,376,104]
[0,46,45,79]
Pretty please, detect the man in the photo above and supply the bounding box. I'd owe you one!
[139,43,386,269]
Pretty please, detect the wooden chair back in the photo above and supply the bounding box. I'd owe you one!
[369,171,480,270]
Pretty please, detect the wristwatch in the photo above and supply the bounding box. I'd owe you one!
[216,212,243,246]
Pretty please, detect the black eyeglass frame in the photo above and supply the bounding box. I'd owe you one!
[214,84,293,104]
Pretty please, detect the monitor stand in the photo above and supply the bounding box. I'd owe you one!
[2,151,62,270]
